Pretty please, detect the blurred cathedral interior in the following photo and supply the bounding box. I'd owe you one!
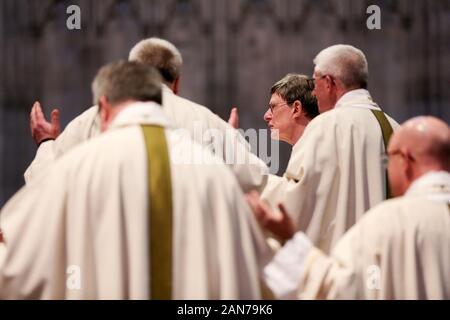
[1,0,449,205]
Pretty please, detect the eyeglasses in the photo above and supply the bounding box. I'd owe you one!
[267,102,289,113]
[381,150,415,168]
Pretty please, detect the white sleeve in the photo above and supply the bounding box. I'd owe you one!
[23,140,56,184]
[263,232,313,299]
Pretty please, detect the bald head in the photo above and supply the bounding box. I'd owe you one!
[388,116,450,196]
[390,116,450,169]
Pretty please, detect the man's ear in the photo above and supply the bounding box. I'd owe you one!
[402,148,416,181]
[325,75,336,91]
[292,100,303,119]
[172,77,180,95]
[99,96,111,132]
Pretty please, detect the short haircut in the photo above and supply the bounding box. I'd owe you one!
[313,44,369,89]
[92,60,162,106]
[128,37,183,84]
[270,74,319,120]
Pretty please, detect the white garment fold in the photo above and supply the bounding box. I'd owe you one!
[265,171,450,299]
[1,102,273,299]
[262,89,399,253]
[24,86,268,192]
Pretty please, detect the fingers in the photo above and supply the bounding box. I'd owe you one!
[51,109,60,127]
[246,191,279,229]
[245,191,261,216]
[246,194,295,241]
[245,190,261,202]
[245,191,267,221]
[32,101,40,112]
[29,101,61,144]
[228,106,239,129]
[34,102,46,122]
[274,202,297,241]
[51,109,59,121]
[30,101,41,134]
[30,101,39,120]
[258,202,274,225]
[277,203,290,220]
[30,103,36,126]
[51,109,61,135]
[31,101,48,125]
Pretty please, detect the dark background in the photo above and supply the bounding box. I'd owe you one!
[1,0,449,206]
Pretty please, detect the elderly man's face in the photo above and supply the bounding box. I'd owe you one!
[312,70,335,113]
[263,93,294,144]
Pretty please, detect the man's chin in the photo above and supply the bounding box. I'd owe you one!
[270,128,281,140]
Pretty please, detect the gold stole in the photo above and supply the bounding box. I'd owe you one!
[141,125,172,300]
[141,125,277,299]
[371,110,394,199]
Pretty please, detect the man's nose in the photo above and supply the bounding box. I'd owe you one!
[264,110,271,122]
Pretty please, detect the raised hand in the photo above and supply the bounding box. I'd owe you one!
[30,101,61,145]
[245,191,297,243]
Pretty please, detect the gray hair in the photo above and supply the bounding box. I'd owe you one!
[271,74,319,120]
[128,37,183,84]
[313,44,369,89]
[92,60,163,106]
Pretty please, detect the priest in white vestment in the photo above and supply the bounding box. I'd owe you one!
[260,116,450,299]
[0,61,272,299]
[260,45,399,253]
[24,38,268,192]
